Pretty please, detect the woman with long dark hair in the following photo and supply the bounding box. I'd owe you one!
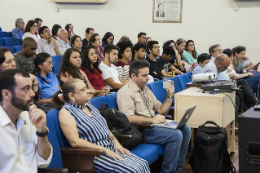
[81,46,110,95]
[70,35,82,52]
[59,48,95,97]
[102,32,114,48]
[32,53,60,105]
[22,20,40,42]
[51,79,150,173]
[183,40,200,65]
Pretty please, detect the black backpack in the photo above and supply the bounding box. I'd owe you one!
[98,103,142,150]
[188,121,236,173]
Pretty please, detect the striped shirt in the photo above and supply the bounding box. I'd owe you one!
[56,39,71,55]
[62,102,150,173]
[115,60,131,80]
[36,38,56,56]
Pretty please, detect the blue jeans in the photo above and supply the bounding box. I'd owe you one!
[145,125,191,173]
[243,75,260,98]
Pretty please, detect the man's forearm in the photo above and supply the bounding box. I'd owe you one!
[157,97,173,115]
[37,134,52,160]
[128,115,153,124]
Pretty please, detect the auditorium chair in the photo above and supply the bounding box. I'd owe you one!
[0,27,2,32]
[13,46,22,53]
[0,39,4,46]
[2,37,21,46]
[46,109,102,173]
[0,46,15,54]
[51,55,63,74]
[0,31,12,38]
[175,73,192,90]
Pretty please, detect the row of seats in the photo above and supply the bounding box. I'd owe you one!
[0,46,22,54]
[46,72,192,168]
[0,27,2,32]
[0,31,13,38]
[0,37,22,47]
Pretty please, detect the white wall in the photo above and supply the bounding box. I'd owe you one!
[1,0,260,63]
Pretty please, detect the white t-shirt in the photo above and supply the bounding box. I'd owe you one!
[99,61,122,88]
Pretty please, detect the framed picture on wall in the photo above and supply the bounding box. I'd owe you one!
[153,0,183,23]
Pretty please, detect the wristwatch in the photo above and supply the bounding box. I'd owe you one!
[100,149,105,155]
[167,94,174,99]
[36,127,49,137]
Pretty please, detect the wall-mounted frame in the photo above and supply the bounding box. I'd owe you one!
[50,0,107,3]
[152,0,183,23]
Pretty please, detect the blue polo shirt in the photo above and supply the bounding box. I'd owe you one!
[12,28,24,38]
[35,72,60,99]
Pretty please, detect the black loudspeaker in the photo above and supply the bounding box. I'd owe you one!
[238,107,260,173]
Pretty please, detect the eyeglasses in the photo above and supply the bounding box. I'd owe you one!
[19,22,25,24]
[33,24,38,28]
[44,29,50,33]
[43,62,54,66]
[214,49,222,53]
[188,44,195,47]
[95,38,101,42]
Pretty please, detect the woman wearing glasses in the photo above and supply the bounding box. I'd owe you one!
[22,20,40,42]
[183,40,200,65]
[89,33,104,64]
[102,32,114,48]
[175,38,190,72]
[33,53,60,105]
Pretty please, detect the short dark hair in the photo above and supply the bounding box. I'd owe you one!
[22,37,37,47]
[104,44,120,56]
[129,59,150,78]
[38,26,49,37]
[223,48,233,58]
[116,41,133,59]
[86,27,94,34]
[163,40,175,49]
[232,46,246,56]
[197,53,211,64]
[162,46,175,56]
[138,32,146,38]
[0,47,11,65]
[34,18,43,22]
[132,43,147,57]
[209,44,220,55]
[158,3,163,7]
[147,41,158,51]
[52,24,62,36]
[0,69,30,101]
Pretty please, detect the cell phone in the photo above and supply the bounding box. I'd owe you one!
[163,81,171,89]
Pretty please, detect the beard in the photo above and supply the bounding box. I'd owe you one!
[11,93,34,111]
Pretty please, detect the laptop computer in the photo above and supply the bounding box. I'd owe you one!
[153,105,197,129]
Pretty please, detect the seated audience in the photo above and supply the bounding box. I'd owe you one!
[89,33,104,64]
[22,20,40,42]
[52,79,150,173]
[137,32,147,44]
[51,24,62,40]
[192,53,211,75]
[183,40,199,66]
[145,40,164,80]
[102,32,114,48]
[146,37,152,44]
[34,18,43,30]
[12,18,24,38]
[0,69,52,173]
[70,35,82,52]
[132,43,147,61]
[117,35,131,44]
[115,41,133,80]
[157,46,182,77]
[176,38,189,72]
[65,23,74,43]
[37,26,60,56]
[82,27,94,47]
[242,56,256,73]
[117,60,191,173]
[209,44,222,60]
[14,37,37,73]
[33,53,60,105]
[56,29,71,55]
[81,46,110,95]
[99,45,127,90]
[59,48,95,97]
[162,40,182,67]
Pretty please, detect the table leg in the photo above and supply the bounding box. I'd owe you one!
[230,120,235,156]
[191,128,194,148]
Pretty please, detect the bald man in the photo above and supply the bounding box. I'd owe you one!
[14,37,37,73]
[56,29,71,55]
[202,54,230,79]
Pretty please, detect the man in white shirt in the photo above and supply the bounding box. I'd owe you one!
[209,44,222,61]
[0,69,52,172]
[56,29,71,55]
[37,26,60,56]
[99,45,128,90]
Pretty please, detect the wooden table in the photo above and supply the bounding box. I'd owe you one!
[174,87,236,154]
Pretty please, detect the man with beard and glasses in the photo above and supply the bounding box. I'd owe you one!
[99,45,128,90]
[0,69,52,172]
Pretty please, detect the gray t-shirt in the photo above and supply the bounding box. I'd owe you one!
[14,52,36,74]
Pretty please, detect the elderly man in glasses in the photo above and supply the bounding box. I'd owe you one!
[12,18,25,38]
[36,26,60,56]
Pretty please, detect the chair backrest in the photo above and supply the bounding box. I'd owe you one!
[0,39,4,46]
[52,55,63,74]
[13,46,22,53]
[1,46,15,54]
[147,81,166,103]
[106,92,118,109]
[90,96,114,109]
[0,27,2,32]
[8,32,13,37]
[0,31,12,38]
[46,109,64,168]
[176,74,191,90]
[183,72,192,81]
[2,37,21,46]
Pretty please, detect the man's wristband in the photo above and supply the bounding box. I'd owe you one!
[36,127,49,137]
[167,94,174,99]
